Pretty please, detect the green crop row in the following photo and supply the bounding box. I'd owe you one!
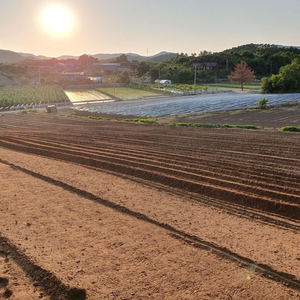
[123,118,157,124]
[0,85,70,107]
[169,123,261,130]
[281,126,300,132]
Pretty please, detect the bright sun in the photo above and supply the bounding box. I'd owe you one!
[42,6,72,34]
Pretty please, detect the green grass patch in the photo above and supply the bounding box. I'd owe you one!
[170,123,218,128]
[169,122,261,130]
[223,124,260,130]
[18,110,37,114]
[86,116,111,121]
[57,114,73,117]
[123,118,157,124]
[281,126,300,132]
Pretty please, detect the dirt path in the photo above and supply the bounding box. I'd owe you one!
[0,114,300,299]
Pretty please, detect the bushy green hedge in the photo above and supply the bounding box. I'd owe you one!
[281,126,300,132]
[262,59,300,93]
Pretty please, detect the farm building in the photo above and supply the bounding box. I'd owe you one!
[192,62,218,71]
[92,62,134,75]
[62,72,85,82]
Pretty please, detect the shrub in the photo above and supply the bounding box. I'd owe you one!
[256,98,268,109]
[281,126,300,132]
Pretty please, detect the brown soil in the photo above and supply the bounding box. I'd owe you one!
[0,113,300,299]
[172,107,300,129]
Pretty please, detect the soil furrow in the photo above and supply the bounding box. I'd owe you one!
[17,135,300,196]
[3,136,300,206]
[1,159,300,293]
[0,139,300,221]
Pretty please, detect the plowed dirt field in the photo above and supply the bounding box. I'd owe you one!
[0,113,300,299]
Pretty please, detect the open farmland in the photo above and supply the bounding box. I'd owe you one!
[97,87,163,99]
[76,92,300,117]
[0,113,300,299]
[65,89,112,103]
[0,85,69,108]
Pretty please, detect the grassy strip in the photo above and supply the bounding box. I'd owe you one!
[18,110,37,114]
[123,118,157,124]
[169,123,261,130]
[281,126,300,132]
[85,116,111,121]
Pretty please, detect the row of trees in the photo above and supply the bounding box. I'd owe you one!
[135,44,300,85]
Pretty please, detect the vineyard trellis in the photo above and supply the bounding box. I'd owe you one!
[0,85,70,108]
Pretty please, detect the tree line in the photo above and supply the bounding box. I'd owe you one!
[136,44,300,84]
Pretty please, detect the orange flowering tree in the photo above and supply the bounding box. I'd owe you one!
[228,61,255,90]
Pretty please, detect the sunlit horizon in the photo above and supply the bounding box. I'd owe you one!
[1,0,300,57]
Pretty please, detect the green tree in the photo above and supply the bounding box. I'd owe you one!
[149,68,160,81]
[19,76,31,85]
[117,71,131,84]
[262,59,300,93]
[115,54,128,63]
[137,61,150,77]
[178,68,193,83]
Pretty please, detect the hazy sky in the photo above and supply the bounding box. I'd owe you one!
[1,0,300,57]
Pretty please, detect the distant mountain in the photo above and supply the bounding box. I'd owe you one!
[223,43,300,53]
[146,52,177,63]
[17,52,49,60]
[0,49,177,64]
[91,51,177,63]
[56,55,80,60]
[0,50,24,63]
[223,44,277,53]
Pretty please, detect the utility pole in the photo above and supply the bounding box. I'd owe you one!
[38,67,41,85]
[194,65,197,86]
[226,58,229,71]
[270,61,273,77]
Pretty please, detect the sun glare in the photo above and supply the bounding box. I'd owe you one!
[42,6,72,34]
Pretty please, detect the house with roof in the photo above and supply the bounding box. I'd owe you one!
[192,62,218,71]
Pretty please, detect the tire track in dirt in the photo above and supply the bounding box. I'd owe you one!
[1,137,300,221]
[1,159,300,293]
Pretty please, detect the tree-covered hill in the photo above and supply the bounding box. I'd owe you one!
[137,44,300,84]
